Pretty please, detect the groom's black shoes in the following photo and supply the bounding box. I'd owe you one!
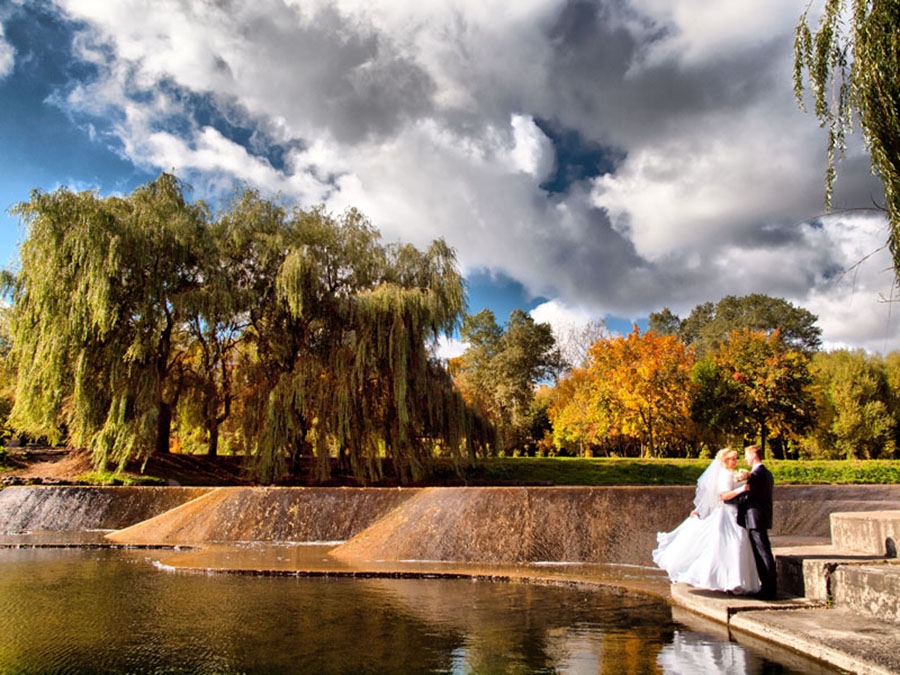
[753,590,776,601]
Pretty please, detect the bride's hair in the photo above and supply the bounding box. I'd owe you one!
[694,449,736,517]
[716,447,737,465]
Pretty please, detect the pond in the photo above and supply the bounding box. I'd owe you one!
[0,547,841,674]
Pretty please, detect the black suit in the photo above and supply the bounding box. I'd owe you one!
[728,463,777,599]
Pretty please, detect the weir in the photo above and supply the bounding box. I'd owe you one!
[2,484,899,566]
[5,484,900,674]
[0,486,212,532]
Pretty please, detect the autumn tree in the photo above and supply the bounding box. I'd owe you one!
[699,329,816,458]
[549,363,617,456]
[583,327,697,457]
[795,0,900,276]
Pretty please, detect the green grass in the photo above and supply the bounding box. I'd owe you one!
[74,470,166,487]
[449,457,900,486]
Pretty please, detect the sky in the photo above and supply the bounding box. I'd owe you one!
[0,0,897,357]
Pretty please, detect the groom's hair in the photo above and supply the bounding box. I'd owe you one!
[745,444,763,459]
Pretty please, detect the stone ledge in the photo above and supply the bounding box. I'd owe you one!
[670,583,900,675]
[730,607,900,675]
[833,562,900,626]
[669,583,818,624]
[774,542,887,602]
[831,510,900,557]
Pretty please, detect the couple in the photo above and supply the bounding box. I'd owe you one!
[652,445,777,600]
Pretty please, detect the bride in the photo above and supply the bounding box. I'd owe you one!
[652,448,761,594]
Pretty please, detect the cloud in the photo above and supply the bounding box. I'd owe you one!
[0,23,15,79]
[40,0,900,352]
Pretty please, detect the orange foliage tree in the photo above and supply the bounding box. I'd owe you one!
[550,326,697,457]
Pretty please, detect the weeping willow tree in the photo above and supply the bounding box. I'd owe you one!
[7,174,208,469]
[7,175,491,482]
[795,0,900,276]
[225,190,493,484]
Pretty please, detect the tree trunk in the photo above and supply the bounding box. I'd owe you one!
[156,401,172,454]
[206,415,219,457]
[759,422,768,459]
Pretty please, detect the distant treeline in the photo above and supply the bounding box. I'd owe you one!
[1,175,897,485]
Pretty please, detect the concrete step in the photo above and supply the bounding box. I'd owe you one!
[773,538,873,601]
[832,562,900,626]
[831,510,900,557]
[775,516,900,627]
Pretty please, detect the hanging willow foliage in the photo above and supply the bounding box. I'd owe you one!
[7,176,493,482]
[795,0,900,275]
[241,204,494,484]
[8,174,209,469]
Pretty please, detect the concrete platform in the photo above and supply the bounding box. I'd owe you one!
[667,511,900,675]
[671,584,900,675]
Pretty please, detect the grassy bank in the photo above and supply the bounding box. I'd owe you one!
[452,457,900,487]
[5,447,900,486]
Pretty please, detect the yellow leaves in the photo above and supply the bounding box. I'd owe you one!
[550,326,696,455]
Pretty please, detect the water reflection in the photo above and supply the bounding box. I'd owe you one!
[659,630,751,673]
[0,548,841,674]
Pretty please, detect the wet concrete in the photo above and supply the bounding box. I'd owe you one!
[151,542,671,599]
[330,485,900,566]
[0,486,213,531]
[5,484,900,565]
[105,487,416,545]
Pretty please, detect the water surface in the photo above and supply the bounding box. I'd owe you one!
[0,548,840,674]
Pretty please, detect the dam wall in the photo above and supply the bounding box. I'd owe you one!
[0,486,213,531]
[2,484,899,565]
[330,485,900,566]
[106,487,418,544]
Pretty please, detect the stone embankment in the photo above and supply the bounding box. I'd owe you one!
[2,484,900,673]
[673,510,900,675]
[4,484,897,563]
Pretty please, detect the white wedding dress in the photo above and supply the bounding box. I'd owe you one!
[652,460,761,594]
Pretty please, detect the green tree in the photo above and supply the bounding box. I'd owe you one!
[805,350,896,459]
[690,353,743,451]
[235,198,483,483]
[707,329,816,458]
[455,309,562,453]
[647,307,682,336]
[0,307,16,442]
[678,294,822,356]
[6,176,485,484]
[795,1,900,275]
[8,174,208,468]
[176,207,250,457]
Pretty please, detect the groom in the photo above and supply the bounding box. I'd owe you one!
[727,444,777,600]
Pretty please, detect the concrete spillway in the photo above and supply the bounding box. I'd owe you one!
[0,486,213,531]
[2,484,899,565]
[105,487,417,545]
